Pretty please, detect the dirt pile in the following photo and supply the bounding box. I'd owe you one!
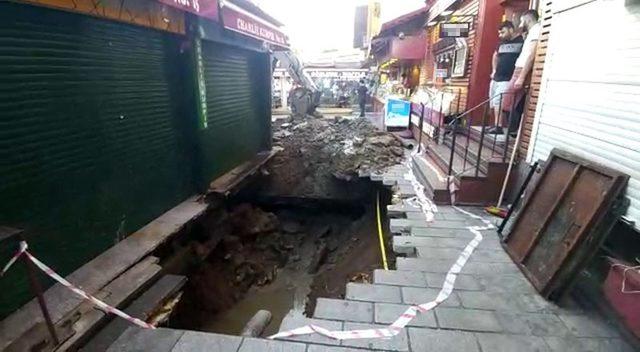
[264,115,406,199]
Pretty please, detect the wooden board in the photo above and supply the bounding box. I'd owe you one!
[53,257,162,351]
[0,197,206,351]
[81,275,187,352]
[209,149,279,196]
[504,149,629,299]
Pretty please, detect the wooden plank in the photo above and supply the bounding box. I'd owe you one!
[81,275,187,352]
[0,197,206,351]
[209,149,278,196]
[54,257,162,351]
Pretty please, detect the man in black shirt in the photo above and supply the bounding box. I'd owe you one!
[357,79,368,117]
[488,21,523,134]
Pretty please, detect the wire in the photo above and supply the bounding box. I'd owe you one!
[376,191,389,271]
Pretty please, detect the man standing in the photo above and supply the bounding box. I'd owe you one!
[488,21,523,134]
[502,9,541,133]
[357,79,368,117]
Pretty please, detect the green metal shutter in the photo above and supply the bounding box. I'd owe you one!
[198,41,270,183]
[0,2,194,317]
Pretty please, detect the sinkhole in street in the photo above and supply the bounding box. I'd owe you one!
[167,182,394,337]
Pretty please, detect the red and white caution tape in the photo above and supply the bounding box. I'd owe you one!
[270,186,494,340]
[1,241,156,330]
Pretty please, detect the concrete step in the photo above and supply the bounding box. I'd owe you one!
[411,153,450,204]
[312,298,374,323]
[389,218,482,234]
[345,283,402,304]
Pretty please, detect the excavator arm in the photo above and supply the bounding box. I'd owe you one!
[272,51,320,115]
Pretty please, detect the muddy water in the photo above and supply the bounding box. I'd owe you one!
[202,237,316,336]
[170,195,393,337]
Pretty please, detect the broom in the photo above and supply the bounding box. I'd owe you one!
[485,107,525,218]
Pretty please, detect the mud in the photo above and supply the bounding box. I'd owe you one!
[261,115,406,200]
[169,193,393,337]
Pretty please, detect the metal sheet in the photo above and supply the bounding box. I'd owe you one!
[505,149,629,298]
[527,0,640,230]
[0,2,193,317]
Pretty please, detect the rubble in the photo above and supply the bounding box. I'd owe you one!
[265,115,406,199]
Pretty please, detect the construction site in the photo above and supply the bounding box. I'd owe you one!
[1,0,640,351]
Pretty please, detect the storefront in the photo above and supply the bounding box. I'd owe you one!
[410,0,511,138]
[368,7,428,129]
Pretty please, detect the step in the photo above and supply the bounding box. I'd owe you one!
[345,283,402,304]
[426,141,486,179]
[411,154,450,204]
[83,274,187,351]
[469,126,515,157]
[313,298,374,323]
[442,133,509,175]
[56,256,162,351]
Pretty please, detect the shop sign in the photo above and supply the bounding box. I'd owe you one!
[306,70,367,80]
[221,1,289,48]
[439,22,469,38]
[435,69,448,78]
[157,0,219,20]
[385,99,411,128]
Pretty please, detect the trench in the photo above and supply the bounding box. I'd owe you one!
[166,181,394,337]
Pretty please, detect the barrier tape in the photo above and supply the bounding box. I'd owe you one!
[1,241,156,330]
[269,152,494,341]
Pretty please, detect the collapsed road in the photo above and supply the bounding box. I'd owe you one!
[166,115,406,337]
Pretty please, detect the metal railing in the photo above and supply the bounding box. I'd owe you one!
[436,90,526,178]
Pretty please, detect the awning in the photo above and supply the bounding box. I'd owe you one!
[427,0,457,22]
[220,0,289,48]
[157,0,219,21]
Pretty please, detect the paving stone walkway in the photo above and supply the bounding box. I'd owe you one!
[107,161,634,352]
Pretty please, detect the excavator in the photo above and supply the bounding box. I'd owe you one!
[272,50,321,116]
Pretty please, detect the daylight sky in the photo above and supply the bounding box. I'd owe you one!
[253,0,426,57]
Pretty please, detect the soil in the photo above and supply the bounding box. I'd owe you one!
[169,196,394,337]
[261,115,406,200]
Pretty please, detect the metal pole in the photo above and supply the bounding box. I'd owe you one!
[448,119,458,176]
[417,103,425,153]
[437,92,444,144]
[503,91,518,163]
[475,102,490,177]
[18,233,59,345]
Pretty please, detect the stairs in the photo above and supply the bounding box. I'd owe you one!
[414,123,516,205]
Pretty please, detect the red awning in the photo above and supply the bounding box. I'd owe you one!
[220,0,290,48]
[157,0,219,21]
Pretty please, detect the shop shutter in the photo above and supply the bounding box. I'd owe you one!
[0,2,193,316]
[527,0,640,229]
[198,41,269,183]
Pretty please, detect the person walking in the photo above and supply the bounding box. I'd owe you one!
[487,21,523,135]
[357,79,368,117]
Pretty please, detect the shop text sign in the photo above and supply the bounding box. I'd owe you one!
[157,0,219,20]
[222,5,289,47]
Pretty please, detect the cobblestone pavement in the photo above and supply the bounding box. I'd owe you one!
[108,162,634,352]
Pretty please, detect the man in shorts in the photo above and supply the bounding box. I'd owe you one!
[501,10,541,135]
[488,21,523,134]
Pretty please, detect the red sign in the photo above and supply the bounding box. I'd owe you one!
[221,2,289,48]
[158,0,219,20]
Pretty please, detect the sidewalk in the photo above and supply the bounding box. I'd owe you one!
[106,162,633,352]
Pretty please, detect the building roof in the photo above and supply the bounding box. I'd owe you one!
[379,6,429,34]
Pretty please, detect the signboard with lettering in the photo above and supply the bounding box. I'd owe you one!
[157,0,219,20]
[221,2,289,48]
[385,98,411,128]
[439,22,470,38]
